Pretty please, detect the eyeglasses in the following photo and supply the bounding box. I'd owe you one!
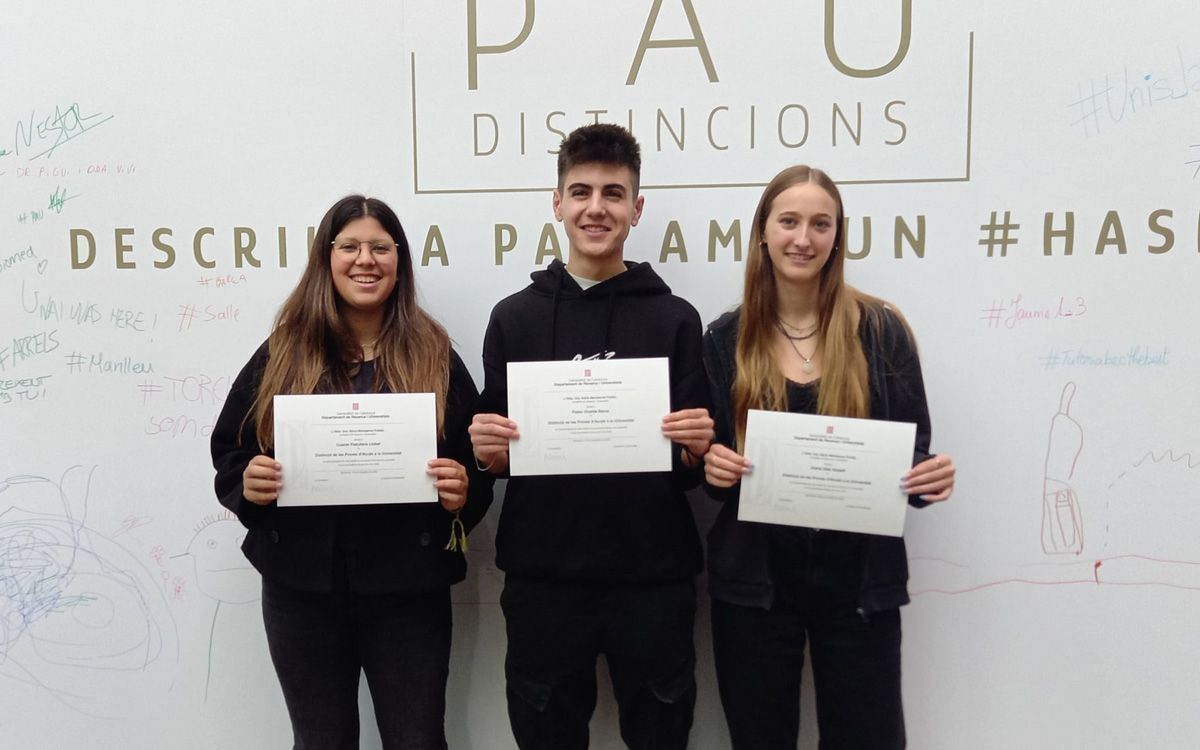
[331,238,398,256]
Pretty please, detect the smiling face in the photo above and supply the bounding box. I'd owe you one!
[762,181,839,294]
[553,162,644,280]
[329,216,399,318]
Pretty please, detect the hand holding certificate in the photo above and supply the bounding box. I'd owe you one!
[506,358,672,476]
[738,410,916,536]
[273,393,438,507]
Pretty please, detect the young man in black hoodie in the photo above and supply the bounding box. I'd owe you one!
[470,123,713,750]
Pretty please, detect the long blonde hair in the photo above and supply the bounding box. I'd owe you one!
[249,196,450,450]
[733,166,906,448]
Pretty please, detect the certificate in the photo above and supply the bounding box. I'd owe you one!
[507,358,672,476]
[273,393,437,507]
[737,409,916,536]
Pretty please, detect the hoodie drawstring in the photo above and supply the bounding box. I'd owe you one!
[550,273,563,359]
[601,290,617,358]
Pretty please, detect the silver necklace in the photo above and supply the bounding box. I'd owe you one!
[776,320,817,374]
[776,317,818,341]
[777,315,818,337]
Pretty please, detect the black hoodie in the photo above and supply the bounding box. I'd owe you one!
[479,259,708,583]
[211,344,493,594]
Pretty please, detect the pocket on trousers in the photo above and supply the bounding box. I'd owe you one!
[506,666,555,713]
[647,661,696,706]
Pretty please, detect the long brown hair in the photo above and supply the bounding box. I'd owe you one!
[732,165,907,448]
[250,195,450,450]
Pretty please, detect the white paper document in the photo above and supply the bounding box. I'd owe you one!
[273,392,438,507]
[738,409,916,536]
[507,358,672,476]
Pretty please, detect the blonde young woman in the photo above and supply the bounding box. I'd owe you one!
[211,196,490,750]
[702,166,955,749]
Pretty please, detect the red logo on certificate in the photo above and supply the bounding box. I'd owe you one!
[352,402,360,410]
[584,369,592,377]
[826,425,834,434]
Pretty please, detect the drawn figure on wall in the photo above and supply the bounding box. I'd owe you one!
[172,511,259,700]
[1042,382,1084,555]
[0,466,177,718]
[183,511,258,604]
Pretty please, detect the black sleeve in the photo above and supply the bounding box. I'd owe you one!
[474,305,513,479]
[701,323,741,503]
[444,349,494,532]
[878,308,934,509]
[210,342,275,529]
[669,305,711,490]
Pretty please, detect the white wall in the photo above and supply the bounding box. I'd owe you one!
[3,2,1199,748]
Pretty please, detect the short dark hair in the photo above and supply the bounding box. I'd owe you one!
[556,123,641,192]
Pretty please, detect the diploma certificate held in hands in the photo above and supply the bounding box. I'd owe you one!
[273,393,438,507]
[737,409,916,536]
[506,358,672,476]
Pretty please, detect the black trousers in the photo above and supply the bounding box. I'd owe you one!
[711,593,904,750]
[261,577,452,750]
[501,576,697,750]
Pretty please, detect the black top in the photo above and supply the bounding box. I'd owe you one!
[702,305,934,614]
[210,342,493,594]
[478,259,710,583]
[767,379,865,611]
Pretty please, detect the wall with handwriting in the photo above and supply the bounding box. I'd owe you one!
[2,2,1198,748]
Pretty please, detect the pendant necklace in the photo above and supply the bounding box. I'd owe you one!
[776,319,817,374]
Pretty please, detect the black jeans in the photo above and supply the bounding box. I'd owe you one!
[261,577,452,750]
[501,576,697,750]
[711,593,904,750]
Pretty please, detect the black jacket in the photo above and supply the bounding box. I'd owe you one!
[210,342,492,594]
[479,259,708,583]
[702,305,933,614]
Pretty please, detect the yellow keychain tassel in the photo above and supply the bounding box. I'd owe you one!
[445,512,468,553]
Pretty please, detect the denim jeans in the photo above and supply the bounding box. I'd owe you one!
[261,577,451,750]
[501,576,697,750]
